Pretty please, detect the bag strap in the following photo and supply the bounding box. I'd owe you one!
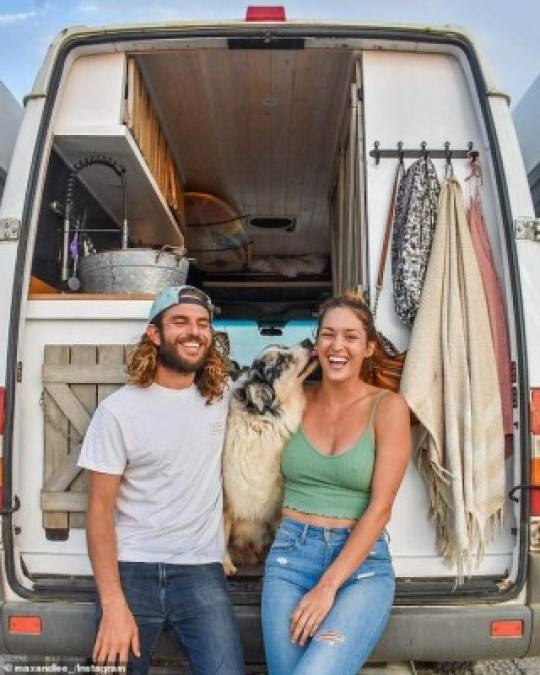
[372,160,404,320]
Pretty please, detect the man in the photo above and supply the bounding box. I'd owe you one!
[78,285,245,675]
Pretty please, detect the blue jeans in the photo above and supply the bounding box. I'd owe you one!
[96,561,245,675]
[261,518,395,675]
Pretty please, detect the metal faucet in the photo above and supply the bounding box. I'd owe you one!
[62,154,128,284]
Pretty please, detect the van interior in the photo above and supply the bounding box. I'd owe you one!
[19,37,521,599]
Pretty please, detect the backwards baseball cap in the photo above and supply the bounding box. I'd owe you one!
[148,285,219,324]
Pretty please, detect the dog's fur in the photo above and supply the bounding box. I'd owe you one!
[222,341,316,574]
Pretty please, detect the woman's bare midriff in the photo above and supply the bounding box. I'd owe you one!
[281,507,356,529]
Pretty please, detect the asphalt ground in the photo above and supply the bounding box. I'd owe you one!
[1,657,540,673]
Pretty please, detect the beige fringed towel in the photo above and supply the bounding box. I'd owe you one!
[400,177,505,576]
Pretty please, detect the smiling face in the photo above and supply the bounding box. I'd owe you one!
[316,307,375,383]
[147,303,212,374]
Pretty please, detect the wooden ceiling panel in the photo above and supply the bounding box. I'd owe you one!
[137,49,352,255]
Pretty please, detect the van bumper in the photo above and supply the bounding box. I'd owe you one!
[0,601,533,662]
[526,552,540,657]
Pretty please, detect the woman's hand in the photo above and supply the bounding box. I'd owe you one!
[290,584,336,646]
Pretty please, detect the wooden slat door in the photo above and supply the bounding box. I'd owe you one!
[41,344,129,539]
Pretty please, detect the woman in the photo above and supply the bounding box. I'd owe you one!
[261,291,411,675]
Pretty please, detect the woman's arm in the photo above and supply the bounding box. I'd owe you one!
[290,392,411,645]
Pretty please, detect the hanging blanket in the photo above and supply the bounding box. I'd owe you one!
[392,157,440,326]
[400,177,505,577]
[467,187,513,448]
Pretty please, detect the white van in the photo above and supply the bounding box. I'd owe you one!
[1,9,539,669]
[514,73,540,216]
[0,80,22,204]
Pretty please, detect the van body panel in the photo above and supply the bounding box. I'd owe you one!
[0,19,534,664]
[27,22,504,109]
[0,601,532,661]
[487,94,539,386]
[526,553,540,656]
[0,98,47,383]
[362,49,518,577]
[0,81,23,200]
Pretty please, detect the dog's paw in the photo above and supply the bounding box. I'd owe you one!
[222,553,238,576]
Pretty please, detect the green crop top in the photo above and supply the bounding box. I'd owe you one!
[281,392,389,520]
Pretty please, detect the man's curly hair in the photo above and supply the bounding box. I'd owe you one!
[126,314,229,404]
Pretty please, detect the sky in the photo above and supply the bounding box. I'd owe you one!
[0,0,538,109]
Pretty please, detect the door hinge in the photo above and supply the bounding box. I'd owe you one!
[16,361,23,383]
[514,218,540,242]
[0,218,21,242]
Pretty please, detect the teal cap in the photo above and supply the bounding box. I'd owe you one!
[148,285,218,323]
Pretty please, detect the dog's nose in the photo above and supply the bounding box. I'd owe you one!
[301,338,313,350]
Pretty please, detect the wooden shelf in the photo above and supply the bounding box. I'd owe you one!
[28,293,154,301]
[203,280,332,288]
[54,125,183,247]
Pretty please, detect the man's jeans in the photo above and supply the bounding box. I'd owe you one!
[97,561,245,675]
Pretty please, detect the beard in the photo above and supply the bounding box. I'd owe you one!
[157,333,211,374]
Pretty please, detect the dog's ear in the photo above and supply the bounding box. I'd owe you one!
[244,380,276,415]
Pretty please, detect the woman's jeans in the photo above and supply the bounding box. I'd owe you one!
[261,518,395,675]
[96,561,245,675]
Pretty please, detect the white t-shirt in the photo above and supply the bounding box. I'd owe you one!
[78,382,230,564]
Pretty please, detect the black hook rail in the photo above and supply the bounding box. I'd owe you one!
[370,140,480,165]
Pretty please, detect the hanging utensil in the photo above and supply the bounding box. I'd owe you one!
[67,209,86,291]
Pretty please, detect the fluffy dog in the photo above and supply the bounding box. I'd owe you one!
[222,339,317,575]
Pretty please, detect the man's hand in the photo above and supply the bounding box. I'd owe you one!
[93,599,140,666]
[290,584,336,646]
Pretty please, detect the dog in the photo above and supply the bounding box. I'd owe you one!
[222,339,317,575]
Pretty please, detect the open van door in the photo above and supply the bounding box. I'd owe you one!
[331,58,366,295]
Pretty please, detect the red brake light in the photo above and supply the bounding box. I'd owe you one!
[531,389,540,516]
[532,489,540,516]
[245,6,286,21]
[532,389,540,435]
[8,616,42,634]
[490,620,523,638]
[0,386,5,435]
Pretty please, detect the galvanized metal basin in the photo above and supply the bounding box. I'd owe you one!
[79,248,189,294]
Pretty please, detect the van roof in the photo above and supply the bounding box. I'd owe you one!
[27,20,504,104]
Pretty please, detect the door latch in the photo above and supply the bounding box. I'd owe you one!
[508,484,540,502]
[0,494,21,516]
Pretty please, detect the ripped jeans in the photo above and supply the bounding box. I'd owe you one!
[261,518,395,675]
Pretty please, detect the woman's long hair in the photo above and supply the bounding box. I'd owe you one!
[126,315,229,404]
[316,290,382,381]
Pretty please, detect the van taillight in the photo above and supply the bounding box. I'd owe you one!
[530,389,540,517]
[490,619,523,638]
[245,6,286,21]
[8,616,42,634]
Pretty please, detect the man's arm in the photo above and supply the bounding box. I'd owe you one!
[87,470,140,666]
